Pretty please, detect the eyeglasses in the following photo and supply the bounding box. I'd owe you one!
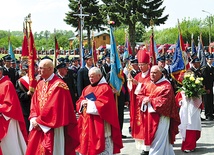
[138,63,147,66]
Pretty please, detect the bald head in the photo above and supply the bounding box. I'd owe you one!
[150,65,163,83]
[38,59,54,79]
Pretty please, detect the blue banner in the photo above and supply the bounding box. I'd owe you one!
[109,26,123,94]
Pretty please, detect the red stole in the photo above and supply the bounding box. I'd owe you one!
[19,75,29,90]
[26,75,79,155]
[76,83,123,155]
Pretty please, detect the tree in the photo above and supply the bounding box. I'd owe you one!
[64,0,106,51]
[100,0,168,54]
[150,18,211,46]
[135,22,146,42]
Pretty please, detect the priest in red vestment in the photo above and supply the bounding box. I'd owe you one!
[26,59,79,155]
[138,65,180,155]
[0,66,27,155]
[76,67,123,155]
[127,50,151,154]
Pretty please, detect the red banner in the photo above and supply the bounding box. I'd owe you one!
[28,30,37,92]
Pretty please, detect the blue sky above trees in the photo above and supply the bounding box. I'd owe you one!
[0,0,213,32]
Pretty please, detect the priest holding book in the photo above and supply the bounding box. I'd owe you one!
[76,67,123,155]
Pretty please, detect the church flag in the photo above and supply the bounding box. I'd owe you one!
[197,33,207,67]
[109,25,124,94]
[53,35,60,67]
[92,33,98,65]
[28,27,37,92]
[149,32,157,65]
[8,35,16,61]
[191,34,197,56]
[125,37,132,55]
[171,32,186,85]
[21,22,29,58]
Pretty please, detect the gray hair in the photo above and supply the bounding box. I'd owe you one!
[88,67,102,76]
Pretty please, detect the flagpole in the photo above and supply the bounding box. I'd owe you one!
[8,30,10,55]
[26,13,37,93]
[92,30,95,66]
[54,29,57,67]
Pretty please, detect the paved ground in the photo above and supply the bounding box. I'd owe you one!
[120,108,214,155]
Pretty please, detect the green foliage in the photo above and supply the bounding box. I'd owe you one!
[146,17,213,46]
[0,30,74,51]
[177,72,205,98]
[101,0,168,54]
[135,22,146,42]
[114,27,127,45]
[64,0,106,50]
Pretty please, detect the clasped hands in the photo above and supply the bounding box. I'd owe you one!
[82,100,88,108]
[32,120,41,131]
[142,97,150,105]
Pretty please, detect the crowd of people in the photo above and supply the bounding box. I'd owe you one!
[0,44,213,155]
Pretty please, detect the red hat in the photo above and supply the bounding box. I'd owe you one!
[137,49,149,63]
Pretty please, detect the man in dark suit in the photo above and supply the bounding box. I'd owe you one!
[76,54,93,98]
[190,57,206,121]
[3,55,19,86]
[202,54,214,121]
[56,62,77,110]
[101,53,111,79]
[129,56,140,78]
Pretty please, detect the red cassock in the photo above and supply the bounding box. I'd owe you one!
[76,83,123,155]
[26,75,79,155]
[0,76,28,154]
[138,79,180,145]
[128,72,150,139]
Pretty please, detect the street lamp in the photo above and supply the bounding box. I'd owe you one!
[202,10,212,44]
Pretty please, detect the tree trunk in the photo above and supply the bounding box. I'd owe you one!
[129,23,136,55]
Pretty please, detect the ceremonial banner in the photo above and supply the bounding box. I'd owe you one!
[197,34,207,68]
[28,30,37,92]
[8,36,15,61]
[171,33,185,84]
[21,23,29,58]
[53,36,60,67]
[149,32,157,65]
[109,25,124,94]
[191,35,197,56]
[125,37,132,55]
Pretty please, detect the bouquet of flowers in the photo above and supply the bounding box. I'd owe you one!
[177,72,205,98]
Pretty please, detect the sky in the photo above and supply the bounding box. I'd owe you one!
[0,0,213,33]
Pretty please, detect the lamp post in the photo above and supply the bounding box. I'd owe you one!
[202,10,212,44]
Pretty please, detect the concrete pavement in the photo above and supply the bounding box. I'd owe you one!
[120,108,214,155]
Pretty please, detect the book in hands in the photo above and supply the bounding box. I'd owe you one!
[85,92,96,101]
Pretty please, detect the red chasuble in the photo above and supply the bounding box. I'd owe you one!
[128,72,150,139]
[26,75,79,155]
[76,83,123,155]
[0,76,28,151]
[138,79,180,145]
